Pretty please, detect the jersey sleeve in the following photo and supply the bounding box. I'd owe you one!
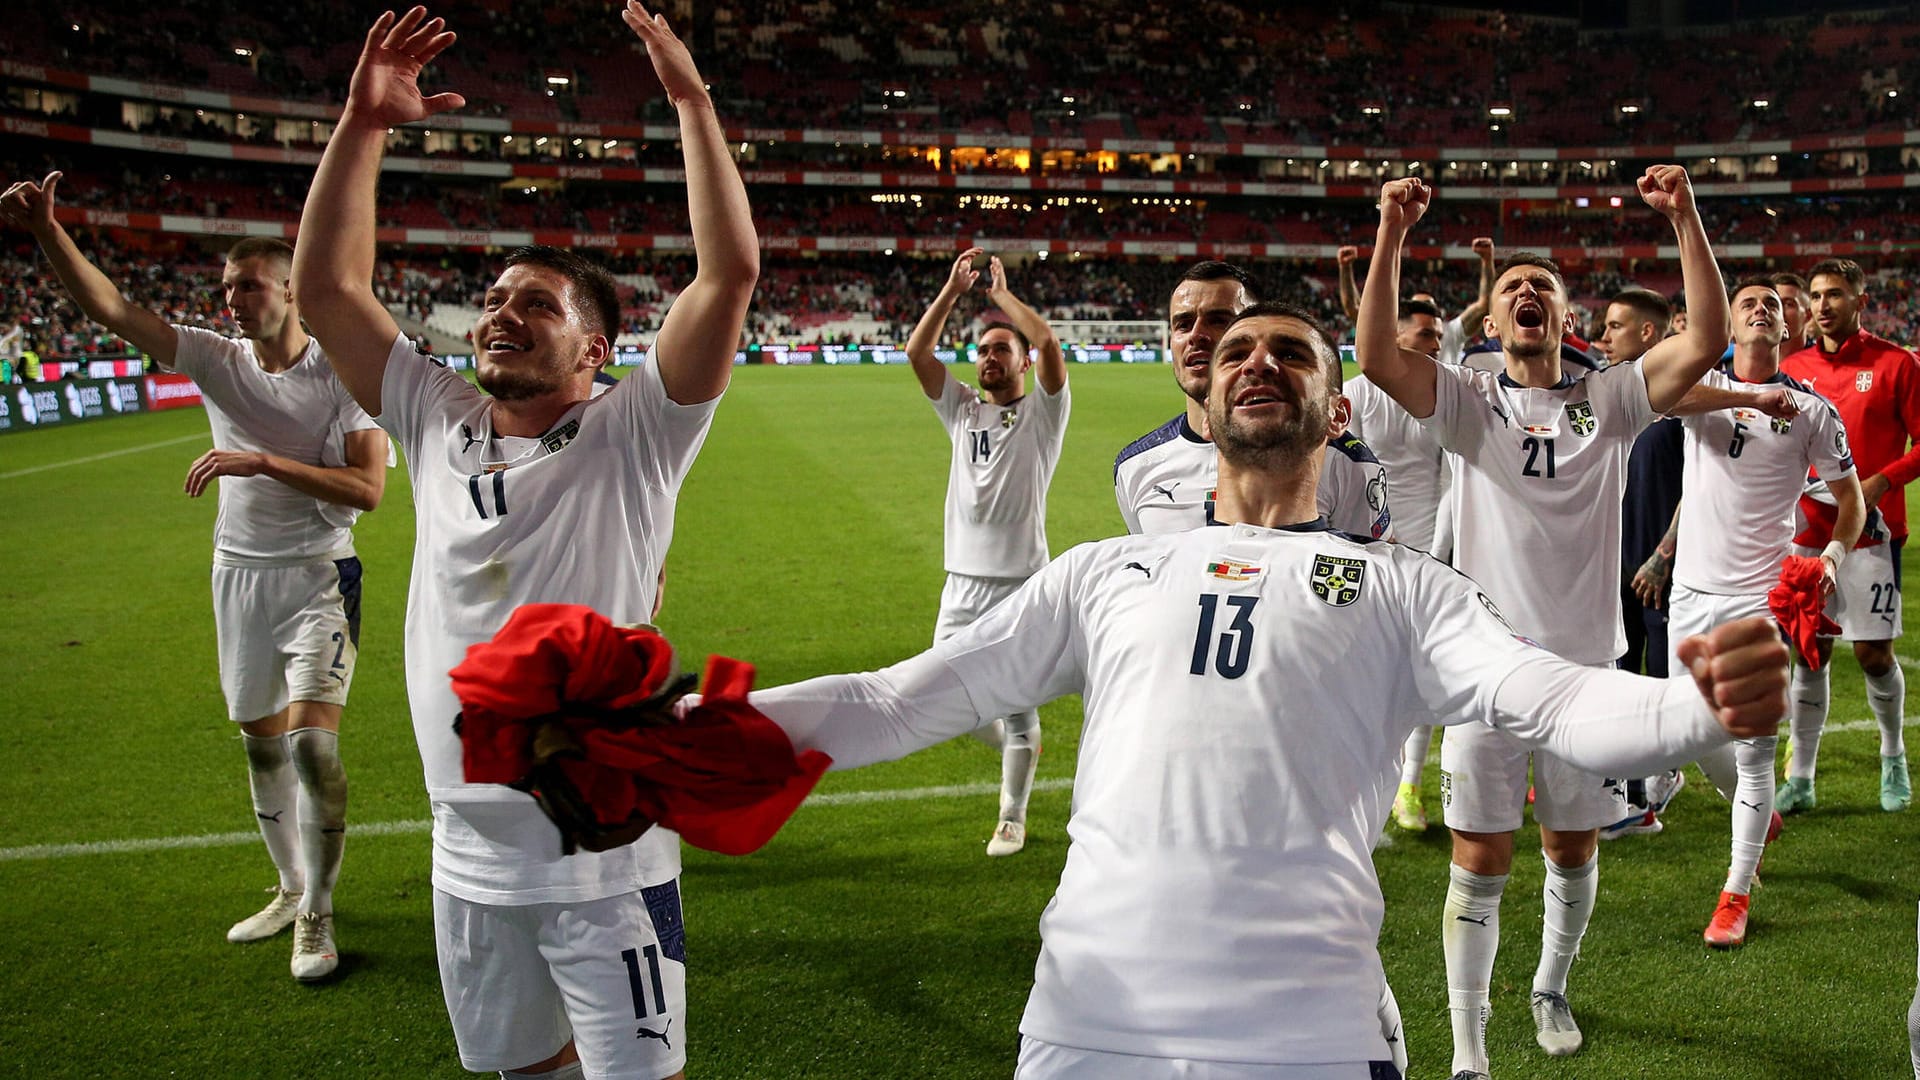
[1878,348,1920,489]
[1805,396,1857,480]
[334,376,382,435]
[1031,379,1071,460]
[375,332,480,453]
[170,325,240,386]
[1114,464,1144,535]
[608,350,722,494]
[938,547,1087,717]
[931,370,972,432]
[1600,359,1658,433]
[1417,360,1485,456]
[1440,317,1468,367]
[1402,556,1543,725]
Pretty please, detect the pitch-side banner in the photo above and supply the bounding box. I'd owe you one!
[0,377,148,434]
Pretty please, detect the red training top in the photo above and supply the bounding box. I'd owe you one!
[1782,328,1920,545]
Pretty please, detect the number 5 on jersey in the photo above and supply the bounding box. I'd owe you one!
[1191,594,1259,679]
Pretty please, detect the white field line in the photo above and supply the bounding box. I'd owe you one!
[0,431,209,480]
[0,777,1074,864]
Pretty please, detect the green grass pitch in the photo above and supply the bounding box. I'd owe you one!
[2,362,1917,1078]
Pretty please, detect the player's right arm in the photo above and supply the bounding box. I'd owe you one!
[1336,246,1360,323]
[1455,237,1497,331]
[1631,504,1680,609]
[293,7,465,416]
[1355,179,1440,418]
[1628,166,1730,413]
[903,248,981,401]
[1,171,177,369]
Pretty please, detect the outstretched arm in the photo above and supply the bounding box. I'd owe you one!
[624,1,757,405]
[987,256,1065,394]
[293,6,465,416]
[184,428,388,511]
[1355,179,1441,418]
[1631,166,1731,412]
[1,172,177,369]
[1456,236,1496,331]
[904,248,979,400]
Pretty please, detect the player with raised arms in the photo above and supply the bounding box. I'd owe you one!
[0,184,384,983]
[291,5,756,1077]
[1356,167,1737,1078]
[748,300,1787,1080]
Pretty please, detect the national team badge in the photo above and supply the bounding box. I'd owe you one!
[1771,415,1793,435]
[1000,408,1019,429]
[1857,371,1874,393]
[1309,555,1366,606]
[1564,400,1597,437]
[1208,559,1263,581]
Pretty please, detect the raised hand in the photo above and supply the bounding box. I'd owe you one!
[1675,616,1788,738]
[0,170,62,236]
[1636,164,1695,220]
[1377,178,1430,232]
[988,255,1010,297]
[944,247,983,295]
[1336,245,1359,266]
[1471,236,1495,259]
[345,7,465,126]
[622,1,711,109]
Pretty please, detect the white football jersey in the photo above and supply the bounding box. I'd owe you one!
[1114,415,1392,539]
[1346,373,1448,553]
[376,335,716,904]
[935,373,1070,577]
[933,523,1541,1062]
[1675,367,1855,594]
[172,327,379,565]
[1424,361,1658,664]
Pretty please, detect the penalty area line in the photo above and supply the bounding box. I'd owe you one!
[0,777,1075,864]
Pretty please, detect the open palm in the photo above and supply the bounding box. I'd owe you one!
[346,7,465,125]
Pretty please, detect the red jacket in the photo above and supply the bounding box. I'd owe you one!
[1782,329,1920,544]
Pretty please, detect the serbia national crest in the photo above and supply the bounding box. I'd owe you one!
[1564,400,1596,437]
[1310,554,1366,606]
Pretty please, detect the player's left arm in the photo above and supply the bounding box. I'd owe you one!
[1860,348,1920,507]
[1632,166,1732,413]
[625,2,757,406]
[1666,381,1799,419]
[183,428,388,511]
[986,256,1066,395]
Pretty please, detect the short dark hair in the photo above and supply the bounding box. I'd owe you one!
[980,320,1031,356]
[1728,275,1780,304]
[1807,258,1867,295]
[1222,301,1343,391]
[1179,260,1263,302]
[1398,298,1443,322]
[502,246,622,342]
[1768,271,1810,293]
[226,237,293,275]
[1496,252,1564,289]
[1609,287,1671,326]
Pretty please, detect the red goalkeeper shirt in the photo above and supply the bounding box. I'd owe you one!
[1782,328,1920,545]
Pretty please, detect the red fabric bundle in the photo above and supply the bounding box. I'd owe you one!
[1768,555,1841,669]
[451,603,831,856]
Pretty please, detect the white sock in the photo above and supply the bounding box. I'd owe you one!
[1698,744,1739,803]
[1400,727,1433,788]
[1444,863,1506,1076]
[289,728,348,916]
[1868,665,1907,757]
[242,732,302,894]
[1534,849,1597,996]
[999,711,1041,824]
[1789,663,1830,781]
[1911,901,1920,1080]
[1725,737,1777,895]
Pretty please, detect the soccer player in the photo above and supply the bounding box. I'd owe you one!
[1339,237,1498,367]
[1356,168,1731,1077]
[1659,277,1863,946]
[1778,257,1920,814]
[903,247,1068,857]
[750,301,1787,1080]
[1114,261,1392,543]
[1602,288,1688,837]
[1,179,384,982]
[1346,298,1456,831]
[291,5,755,1077]
[1771,271,1814,352]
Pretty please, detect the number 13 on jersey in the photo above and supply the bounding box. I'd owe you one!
[1191,594,1259,679]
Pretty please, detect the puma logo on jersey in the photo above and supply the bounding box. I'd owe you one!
[1123,561,1154,579]
[460,424,481,453]
[1152,483,1178,501]
[636,1019,672,1048]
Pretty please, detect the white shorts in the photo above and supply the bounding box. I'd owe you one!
[934,571,1028,644]
[1439,662,1627,834]
[1015,1037,1401,1080]
[211,557,362,723]
[1666,584,1772,670]
[433,881,687,1079]
[1794,542,1902,642]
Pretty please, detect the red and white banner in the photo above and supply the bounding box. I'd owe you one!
[142,372,204,411]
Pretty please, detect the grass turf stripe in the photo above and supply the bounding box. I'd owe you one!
[0,430,211,481]
[0,776,1075,863]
